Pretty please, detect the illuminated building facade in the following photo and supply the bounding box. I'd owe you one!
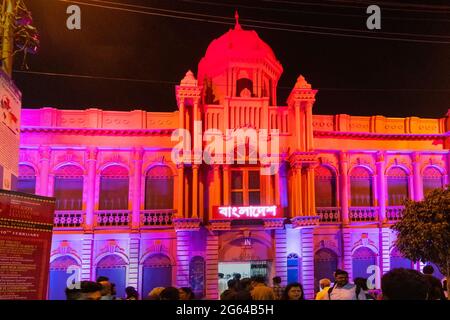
[18,20,448,299]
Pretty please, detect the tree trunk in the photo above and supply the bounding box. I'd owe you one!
[447,259,450,300]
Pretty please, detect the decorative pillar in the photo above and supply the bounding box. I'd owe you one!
[339,152,350,225]
[208,165,221,221]
[342,229,353,280]
[291,164,302,217]
[294,102,302,150]
[376,152,386,223]
[306,165,316,216]
[380,228,391,276]
[85,147,97,231]
[205,231,219,299]
[177,164,184,218]
[274,171,280,207]
[176,231,190,288]
[223,165,230,205]
[274,229,288,286]
[132,148,143,229]
[192,164,199,218]
[300,228,315,299]
[412,152,423,201]
[38,146,51,197]
[305,102,314,151]
[81,234,93,281]
[128,234,140,290]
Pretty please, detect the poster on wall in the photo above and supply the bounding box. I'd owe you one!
[0,70,21,191]
[0,190,55,300]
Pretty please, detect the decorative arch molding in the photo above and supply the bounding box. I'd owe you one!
[144,162,177,177]
[219,233,274,262]
[348,155,375,175]
[421,164,446,176]
[50,253,82,266]
[97,162,131,176]
[351,244,378,256]
[385,156,412,175]
[18,162,40,176]
[348,164,375,177]
[315,240,340,257]
[93,251,130,267]
[317,156,339,175]
[52,162,86,176]
[140,251,175,266]
[420,156,447,175]
[385,164,411,176]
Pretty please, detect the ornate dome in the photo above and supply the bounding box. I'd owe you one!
[204,25,277,62]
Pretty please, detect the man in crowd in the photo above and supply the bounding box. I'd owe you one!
[422,265,446,300]
[381,268,428,300]
[96,276,115,300]
[272,276,284,300]
[250,276,275,300]
[315,278,331,300]
[65,281,102,300]
[323,269,366,300]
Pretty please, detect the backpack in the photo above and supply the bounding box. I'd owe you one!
[328,284,362,300]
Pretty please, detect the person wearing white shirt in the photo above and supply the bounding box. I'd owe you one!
[323,269,366,300]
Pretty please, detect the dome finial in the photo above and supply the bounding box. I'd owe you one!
[234,10,242,30]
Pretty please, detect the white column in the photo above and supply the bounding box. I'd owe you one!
[380,228,391,276]
[376,152,386,223]
[85,148,97,231]
[176,231,190,287]
[132,148,143,230]
[412,153,423,201]
[340,152,350,225]
[81,235,94,281]
[300,228,315,300]
[274,229,288,286]
[342,229,353,280]
[128,235,140,291]
[38,146,51,196]
[205,231,219,299]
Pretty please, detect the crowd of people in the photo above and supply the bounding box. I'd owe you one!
[65,266,448,301]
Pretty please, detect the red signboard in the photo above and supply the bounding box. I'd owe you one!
[212,205,279,219]
[0,190,55,300]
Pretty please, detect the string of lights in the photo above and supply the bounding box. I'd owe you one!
[57,0,450,44]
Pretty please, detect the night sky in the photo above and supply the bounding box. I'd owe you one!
[12,0,450,118]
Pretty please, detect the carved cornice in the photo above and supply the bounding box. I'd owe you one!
[263,218,285,229]
[288,151,319,167]
[173,218,201,231]
[22,126,174,136]
[314,130,446,140]
[208,220,232,231]
[290,216,320,229]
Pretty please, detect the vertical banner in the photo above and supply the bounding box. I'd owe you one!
[0,70,21,191]
[0,190,55,300]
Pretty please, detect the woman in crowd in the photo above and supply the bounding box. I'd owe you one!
[282,282,305,300]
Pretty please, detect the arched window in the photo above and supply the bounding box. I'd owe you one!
[145,166,174,210]
[189,256,205,299]
[236,78,253,97]
[314,249,338,293]
[287,253,300,284]
[54,165,84,210]
[350,167,373,206]
[96,255,127,299]
[17,165,36,194]
[315,166,337,207]
[49,256,80,300]
[141,254,172,298]
[423,167,444,197]
[390,247,413,270]
[352,247,377,280]
[99,165,129,210]
[387,167,409,205]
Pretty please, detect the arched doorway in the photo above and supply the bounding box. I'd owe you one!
[314,248,338,293]
[48,256,80,300]
[145,165,174,210]
[17,165,36,194]
[287,253,301,284]
[423,167,444,197]
[141,254,172,298]
[54,165,84,210]
[95,255,127,299]
[189,256,205,299]
[390,247,414,270]
[386,167,409,205]
[352,247,377,280]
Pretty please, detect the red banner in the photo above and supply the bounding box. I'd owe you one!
[212,205,280,219]
[0,190,55,300]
